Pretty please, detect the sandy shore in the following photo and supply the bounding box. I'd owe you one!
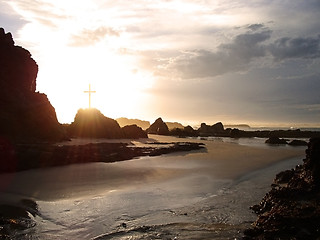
[0,135,304,201]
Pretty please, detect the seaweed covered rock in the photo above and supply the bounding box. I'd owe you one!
[0,28,65,142]
[244,138,320,239]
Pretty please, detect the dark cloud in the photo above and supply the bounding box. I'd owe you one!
[164,30,271,78]
[69,27,120,47]
[247,24,265,31]
[268,35,320,60]
[157,28,320,79]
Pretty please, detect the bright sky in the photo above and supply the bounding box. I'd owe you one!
[1,0,320,127]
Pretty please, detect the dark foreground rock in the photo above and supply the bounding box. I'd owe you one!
[243,137,320,239]
[0,199,39,238]
[0,141,205,173]
[0,28,66,142]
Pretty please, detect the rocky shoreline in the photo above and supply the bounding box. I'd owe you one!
[243,137,320,239]
[0,141,205,173]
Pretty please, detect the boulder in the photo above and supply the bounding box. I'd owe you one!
[147,117,170,135]
[0,28,66,142]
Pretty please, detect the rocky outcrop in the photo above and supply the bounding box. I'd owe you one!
[244,138,320,239]
[147,117,170,135]
[288,139,308,146]
[68,109,148,139]
[0,28,65,142]
[199,122,225,136]
[68,108,124,138]
[122,125,148,139]
[169,125,198,137]
[265,137,288,144]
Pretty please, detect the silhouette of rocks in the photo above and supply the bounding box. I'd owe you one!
[199,122,225,136]
[265,137,288,144]
[244,138,320,239]
[288,139,308,146]
[0,28,65,142]
[122,124,148,139]
[147,117,170,135]
[169,125,198,137]
[68,109,148,139]
[68,108,124,138]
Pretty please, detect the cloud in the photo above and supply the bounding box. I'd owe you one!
[162,29,271,78]
[69,27,120,47]
[151,27,320,79]
[8,0,68,28]
[268,35,320,60]
[246,24,265,31]
[0,1,27,34]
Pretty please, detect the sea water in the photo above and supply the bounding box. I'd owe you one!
[0,139,305,240]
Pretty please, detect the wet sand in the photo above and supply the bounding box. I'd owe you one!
[0,135,304,201]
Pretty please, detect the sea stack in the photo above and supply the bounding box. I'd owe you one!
[0,28,65,142]
[147,117,170,135]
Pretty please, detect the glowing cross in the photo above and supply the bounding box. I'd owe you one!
[84,84,96,108]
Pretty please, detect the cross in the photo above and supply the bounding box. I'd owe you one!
[84,84,96,108]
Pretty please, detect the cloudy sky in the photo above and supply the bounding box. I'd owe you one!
[1,0,320,127]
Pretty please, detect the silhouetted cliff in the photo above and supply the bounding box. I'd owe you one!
[0,28,65,142]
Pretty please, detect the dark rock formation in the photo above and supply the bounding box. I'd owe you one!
[244,138,320,239]
[265,137,288,144]
[147,117,170,135]
[288,139,308,146]
[169,125,198,137]
[68,109,148,139]
[199,122,225,136]
[68,108,124,138]
[122,124,148,139]
[0,199,39,237]
[0,28,65,142]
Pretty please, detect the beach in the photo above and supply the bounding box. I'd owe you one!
[0,135,305,239]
